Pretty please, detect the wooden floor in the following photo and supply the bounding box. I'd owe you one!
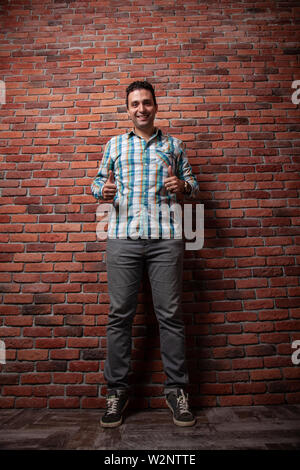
[0,405,299,450]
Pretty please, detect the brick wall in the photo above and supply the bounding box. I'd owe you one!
[0,0,300,409]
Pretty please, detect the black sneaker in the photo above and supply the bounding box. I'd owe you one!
[100,390,129,428]
[166,388,196,427]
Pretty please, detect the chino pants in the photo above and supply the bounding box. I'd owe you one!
[104,237,189,396]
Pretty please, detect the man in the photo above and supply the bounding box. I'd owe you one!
[91,80,199,428]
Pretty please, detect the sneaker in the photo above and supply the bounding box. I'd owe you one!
[166,388,196,427]
[100,390,129,428]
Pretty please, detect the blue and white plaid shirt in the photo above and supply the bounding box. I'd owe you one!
[91,128,199,239]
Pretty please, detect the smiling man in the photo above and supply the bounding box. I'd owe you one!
[91,80,199,428]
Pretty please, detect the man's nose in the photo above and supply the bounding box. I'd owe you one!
[138,103,146,113]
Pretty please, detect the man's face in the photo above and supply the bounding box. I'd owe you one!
[127,88,158,132]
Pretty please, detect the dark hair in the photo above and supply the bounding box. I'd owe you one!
[126,80,157,108]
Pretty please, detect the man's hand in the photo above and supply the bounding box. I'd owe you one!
[164,166,185,194]
[102,170,117,200]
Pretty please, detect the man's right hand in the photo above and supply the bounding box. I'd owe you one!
[102,170,117,200]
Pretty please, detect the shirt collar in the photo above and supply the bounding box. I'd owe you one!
[128,127,162,140]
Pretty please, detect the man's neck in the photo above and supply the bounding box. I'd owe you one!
[133,126,156,142]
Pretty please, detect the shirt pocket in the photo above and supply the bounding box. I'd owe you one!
[154,149,176,175]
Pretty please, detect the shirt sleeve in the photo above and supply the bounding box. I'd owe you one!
[90,139,114,200]
[176,142,199,199]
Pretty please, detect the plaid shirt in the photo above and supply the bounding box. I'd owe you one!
[91,128,199,239]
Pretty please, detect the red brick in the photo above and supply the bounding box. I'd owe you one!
[253,394,285,405]
[0,398,15,408]
[66,385,97,396]
[234,383,266,394]
[3,386,33,396]
[82,397,106,409]
[53,373,82,384]
[18,350,49,361]
[49,398,80,408]
[220,395,253,406]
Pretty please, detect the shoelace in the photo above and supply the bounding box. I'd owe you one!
[106,395,119,415]
[177,390,190,414]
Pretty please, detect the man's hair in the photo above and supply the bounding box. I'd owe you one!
[126,80,157,108]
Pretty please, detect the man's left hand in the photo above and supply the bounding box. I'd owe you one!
[164,166,185,193]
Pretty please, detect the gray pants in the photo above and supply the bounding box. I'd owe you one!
[104,238,189,396]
